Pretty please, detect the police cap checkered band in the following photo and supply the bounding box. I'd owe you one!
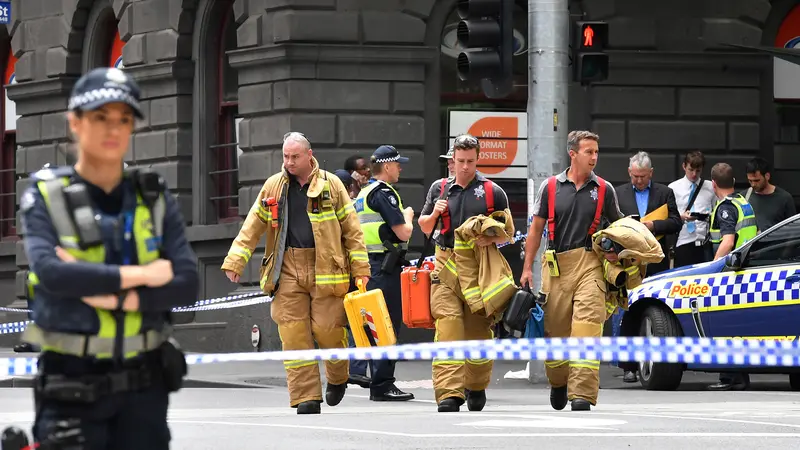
[68,67,143,119]
[439,147,454,160]
[372,145,409,164]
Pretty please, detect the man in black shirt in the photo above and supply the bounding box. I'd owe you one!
[743,157,796,232]
[419,134,510,413]
[520,130,624,412]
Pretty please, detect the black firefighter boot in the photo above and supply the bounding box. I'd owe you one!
[550,386,568,411]
[465,389,486,411]
[325,382,347,406]
[437,396,465,412]
[296,400,322,415]
[571,398,592,411]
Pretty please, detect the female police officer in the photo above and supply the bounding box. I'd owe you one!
[18,67,199,449]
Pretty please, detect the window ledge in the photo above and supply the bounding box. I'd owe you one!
[186,222,243,243]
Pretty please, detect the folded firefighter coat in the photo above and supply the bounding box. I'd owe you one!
[438,209,517,319]
[591,216,664,314]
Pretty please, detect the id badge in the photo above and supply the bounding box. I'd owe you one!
[321,189,333,209]
[544,249,560,277]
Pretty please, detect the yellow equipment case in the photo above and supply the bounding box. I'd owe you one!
[343,279,397,347]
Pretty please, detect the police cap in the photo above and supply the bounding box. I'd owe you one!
[333,169,354,186]
[68,67,144,119]
[371,145,409,164]
[439,147,454,161]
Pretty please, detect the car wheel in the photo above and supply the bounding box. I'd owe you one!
[638,306,684,391]
[789,374,800,391]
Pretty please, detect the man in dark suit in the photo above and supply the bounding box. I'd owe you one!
[614,151,683,384]
[615,151,682,277]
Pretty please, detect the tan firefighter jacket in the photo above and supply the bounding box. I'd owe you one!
[221,156,370,297]
[438,209,517,319]
[591,216,664,315]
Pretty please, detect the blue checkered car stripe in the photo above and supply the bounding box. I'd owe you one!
[627,265,800,313]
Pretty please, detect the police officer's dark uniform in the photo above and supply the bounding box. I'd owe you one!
[707,193,756,392]
[353,146,414,401]
[18,67,199,449]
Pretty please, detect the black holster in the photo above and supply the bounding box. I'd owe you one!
[160,339,187,393]
[380,240,407,274]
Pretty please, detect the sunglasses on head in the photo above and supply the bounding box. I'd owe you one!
[453,135,479,149]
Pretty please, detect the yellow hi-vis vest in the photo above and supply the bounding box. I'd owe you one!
[355,180,408,254]
[26,174,166,359]
[709,193,758,249]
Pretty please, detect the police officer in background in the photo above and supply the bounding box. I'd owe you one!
[17,67,199,448]
[353,145,415,401]
[707,162,757,391]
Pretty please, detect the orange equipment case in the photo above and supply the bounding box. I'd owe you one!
[401,191,450,330]
[343,279,397,347]
[401,260,436,329]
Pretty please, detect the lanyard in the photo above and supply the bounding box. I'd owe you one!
[121,211,134,266]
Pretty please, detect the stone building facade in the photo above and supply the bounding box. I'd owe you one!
[0,0,798,352]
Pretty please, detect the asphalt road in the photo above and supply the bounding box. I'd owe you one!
[2,359,800,449]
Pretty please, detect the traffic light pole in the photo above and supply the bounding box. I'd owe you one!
[526,0,571,384]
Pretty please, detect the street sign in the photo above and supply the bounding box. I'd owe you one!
[448,110,527,179]
[0,2,11,25]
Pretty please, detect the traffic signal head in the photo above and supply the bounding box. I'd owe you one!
[573,21,609,84]
[456,0,514,99]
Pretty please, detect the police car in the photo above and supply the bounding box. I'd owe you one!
[618,213,800,390]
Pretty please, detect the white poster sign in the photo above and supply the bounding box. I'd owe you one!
[448,110,527,179]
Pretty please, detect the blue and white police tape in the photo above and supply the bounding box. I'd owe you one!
[406,231,529,266]
[3,336,800,377]
[0,321,29,336]
[0,290,271,315]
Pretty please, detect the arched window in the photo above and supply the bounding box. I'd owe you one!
[439,1,529,217]
[209,6,240,223]
[82,1,120,72]
[1,50,17,240]
[110,30,124,69]
[774,5,800,160]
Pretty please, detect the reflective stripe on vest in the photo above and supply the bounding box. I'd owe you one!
[28,177,166,359]
[355,180,408,254]
[709,194,758,248]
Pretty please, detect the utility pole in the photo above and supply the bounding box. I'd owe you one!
[526,0,570,383]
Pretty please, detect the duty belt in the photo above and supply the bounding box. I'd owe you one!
[35,364,158,404]
[22,323,169,358]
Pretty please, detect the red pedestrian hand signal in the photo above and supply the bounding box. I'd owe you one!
[583,25,594,47]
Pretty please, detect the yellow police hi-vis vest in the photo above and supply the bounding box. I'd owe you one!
[26,175,166,359]
[709,194,758,248]
[355,180,408,254]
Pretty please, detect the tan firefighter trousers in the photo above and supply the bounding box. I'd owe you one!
[270,248,349,407]
[541,247,606,405]
[430,248,494,404]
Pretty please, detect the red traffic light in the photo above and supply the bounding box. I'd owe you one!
[583,25,595,47]
[577,22,608,50]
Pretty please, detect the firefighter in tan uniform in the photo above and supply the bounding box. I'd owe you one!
[221,132,370,415]
[419,134,511,413]
[520,131,624,412]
